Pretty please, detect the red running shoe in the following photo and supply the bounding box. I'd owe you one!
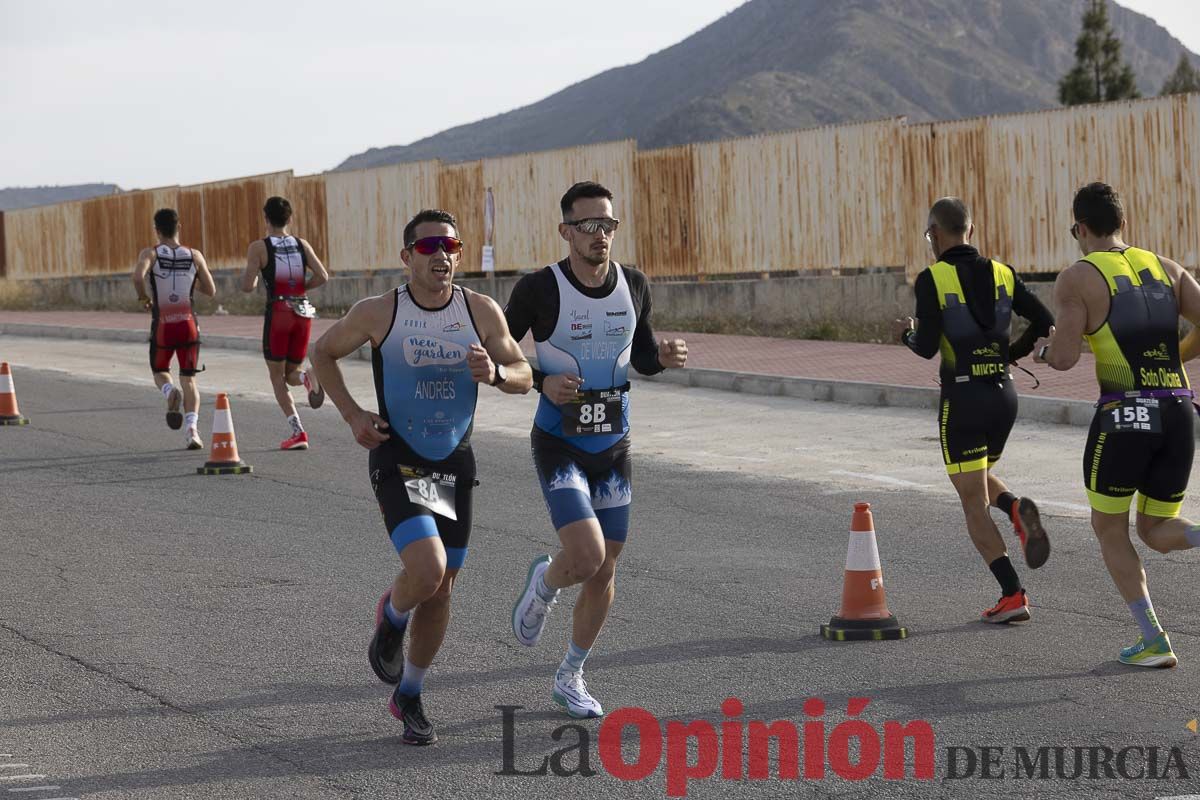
[983,589,1030,623]
[281,430,309,450]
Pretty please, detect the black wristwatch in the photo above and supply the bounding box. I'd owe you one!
[491,363,507,387]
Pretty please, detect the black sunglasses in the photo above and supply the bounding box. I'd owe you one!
[564,217,620,235]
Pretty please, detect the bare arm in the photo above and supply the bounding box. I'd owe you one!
[1161,258,1200,363]
[1181,327,1200,364]
[466,292,533,394]
[311,296,393,449]
[301,239,329,291]
[1033,263,1088,371]
[132,248,154,309]
[240,241,263,293]
[192,249,217,298]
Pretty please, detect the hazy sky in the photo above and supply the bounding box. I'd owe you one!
[1,0,1196,190]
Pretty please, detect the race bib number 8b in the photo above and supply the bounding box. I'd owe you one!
[562,390,623,436]
[1100,397,1161,434]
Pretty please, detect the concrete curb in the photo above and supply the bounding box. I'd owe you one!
[0,321,376,362]
[639,367,1100,428]
[0,320,1107,429]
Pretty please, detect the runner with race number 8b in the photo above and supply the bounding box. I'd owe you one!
[504,181,687,720]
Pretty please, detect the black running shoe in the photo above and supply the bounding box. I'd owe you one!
[165,387,183,430]
[1016,497,1050,569]
[389,690,437,745]
[368,589,406,684]
[303,369,325,410]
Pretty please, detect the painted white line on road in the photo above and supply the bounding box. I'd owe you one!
[0,778,45,783]
[828,469,932,489]
[692,451,769,463]
[0,768,28,771]
[1038,500,1092,513]
[7,789,61,794]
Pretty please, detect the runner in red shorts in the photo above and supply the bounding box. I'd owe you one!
[241,196,330,450]
[132,208,216,449]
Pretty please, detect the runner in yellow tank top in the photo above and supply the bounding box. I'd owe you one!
[1035,182,1200,668]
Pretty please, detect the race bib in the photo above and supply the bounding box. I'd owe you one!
[287,298,317,319]
[403,470,458,520]
[1100,397,1161,434]
[561,389,623,436]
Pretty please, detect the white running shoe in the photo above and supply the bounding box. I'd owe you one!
[185,427,203,450]
[553,670,604,718]
[512,555,556,647]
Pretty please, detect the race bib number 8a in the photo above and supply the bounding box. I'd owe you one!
[404,473,458,519]
[562,390,623,436]
[1100,397,1162,434]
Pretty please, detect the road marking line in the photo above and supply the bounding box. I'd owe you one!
[828,469,932,488]
[0,768,28,771]
[7,789,61,794]
[0,778,46,783]
[1038,500,1092,513]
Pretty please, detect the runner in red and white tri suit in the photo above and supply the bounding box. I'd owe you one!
[133,208,216,449]
[241,195,330,450]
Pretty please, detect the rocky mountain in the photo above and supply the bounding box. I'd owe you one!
[338,0,1198,170]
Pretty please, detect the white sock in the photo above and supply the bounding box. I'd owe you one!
[184,412,198,430]
[287,414,303,434]
[161,382,174,398]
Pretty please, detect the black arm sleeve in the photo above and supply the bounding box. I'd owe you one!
[905,270,941,360]
[626,267,665,376]
[503,274,539,343]
[1009,278,1055,362]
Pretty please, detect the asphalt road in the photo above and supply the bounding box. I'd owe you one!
[1,337,1199,800]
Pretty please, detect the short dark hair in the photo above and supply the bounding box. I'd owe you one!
[154,208,179,236]
[560,181,613,220]
[1073,182,1124,237]
[403,209,458,248]
[263,196,293,227]
[928,197,971,235]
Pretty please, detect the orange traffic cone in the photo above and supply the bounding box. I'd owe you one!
[821,502,907,641]
[198,393,253,475]
[0,362,29,426]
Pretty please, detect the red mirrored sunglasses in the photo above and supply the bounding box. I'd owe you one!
[407,236,463,255]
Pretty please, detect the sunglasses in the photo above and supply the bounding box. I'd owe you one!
[565,217,620,235]
[1069,222,1080,240]
[407,236,463,255]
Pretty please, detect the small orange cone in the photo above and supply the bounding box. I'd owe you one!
[198,393,253,475]
[821,502,907,641]
[0,362,29,426]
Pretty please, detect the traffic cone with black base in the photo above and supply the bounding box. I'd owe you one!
[198,393,253,475]
[0,363,29,426]
[821,502,907,641]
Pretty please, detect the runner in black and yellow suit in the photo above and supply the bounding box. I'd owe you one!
[895,197,1054,624]
[1036,182,1200,668]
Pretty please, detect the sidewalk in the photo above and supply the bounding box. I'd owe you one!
[0,309,1123,427]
